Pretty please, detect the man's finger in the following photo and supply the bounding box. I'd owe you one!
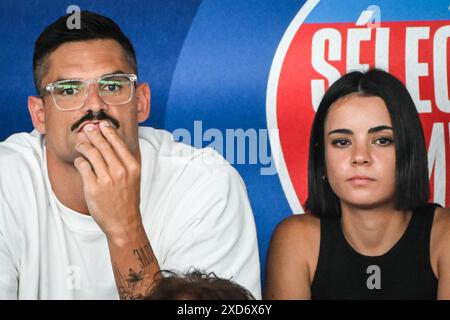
[75,139,110,180]
[82,123,124,172]
[74,156,96,187]
[98,121,139,169]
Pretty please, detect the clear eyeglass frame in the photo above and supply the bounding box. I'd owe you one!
[42,73,138,111]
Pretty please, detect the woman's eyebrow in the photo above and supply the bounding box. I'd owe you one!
[327,128,352,136]
[328,125,393,136]
[368,125,394,134]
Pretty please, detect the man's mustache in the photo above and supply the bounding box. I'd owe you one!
[71,110,120,132]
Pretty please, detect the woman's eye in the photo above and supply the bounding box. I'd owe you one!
[331,139,351,148]
[374,137,394,146]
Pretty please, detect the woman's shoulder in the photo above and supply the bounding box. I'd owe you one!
[270,213,321,250]
[265,213,321,299]
[432,206,450,243]
[431,206,450,294]
[431,206,450,267]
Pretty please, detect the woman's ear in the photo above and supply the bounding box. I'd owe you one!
[28,96,46,134]
[135,83,151,123]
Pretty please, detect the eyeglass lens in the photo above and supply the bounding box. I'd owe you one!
[51,75,133,110]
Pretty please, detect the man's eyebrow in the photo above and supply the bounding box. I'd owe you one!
[327,125,393,136]
[101,70,128,77]
[51,70,128,83]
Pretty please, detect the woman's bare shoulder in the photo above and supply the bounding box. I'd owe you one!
[433,206,450,244]
[432,207,450,297]
[270,212,321,250]
[265,213,321,299]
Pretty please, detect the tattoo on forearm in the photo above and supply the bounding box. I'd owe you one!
[113,264,153,300]
[133,244,154,269]
[112,244,156,300]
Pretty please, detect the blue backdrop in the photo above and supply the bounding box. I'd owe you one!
[1,0,449,290]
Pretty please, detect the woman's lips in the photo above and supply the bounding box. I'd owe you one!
[347,176,376,185]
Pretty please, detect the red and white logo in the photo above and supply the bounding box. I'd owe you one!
[267,0,450,213]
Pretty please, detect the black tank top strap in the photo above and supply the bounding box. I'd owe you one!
[408,202,440,273]
[311,215,342,294]
[412,203,440,235]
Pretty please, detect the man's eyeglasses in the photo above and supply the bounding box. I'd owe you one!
[42,73,138,111]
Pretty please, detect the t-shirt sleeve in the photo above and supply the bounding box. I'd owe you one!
[161,165,262,299]
[0,197,19,299]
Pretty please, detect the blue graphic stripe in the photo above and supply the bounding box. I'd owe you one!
[306,0,450,23]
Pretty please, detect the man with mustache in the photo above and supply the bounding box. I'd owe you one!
[0,11,261,299]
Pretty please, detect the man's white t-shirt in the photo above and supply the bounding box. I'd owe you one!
[0,127,261,299]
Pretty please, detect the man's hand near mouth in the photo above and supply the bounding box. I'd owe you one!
[78,121,102,132]
[74,120,160,299]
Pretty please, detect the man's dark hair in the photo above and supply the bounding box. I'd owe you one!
[145,269,255,300]
[33,10,137,95]
[305,69,430,217]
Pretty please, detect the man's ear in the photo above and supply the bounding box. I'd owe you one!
[135,83,150,123]
[28,96,46,134]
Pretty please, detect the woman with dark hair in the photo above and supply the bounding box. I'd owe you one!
[264,69,450,299]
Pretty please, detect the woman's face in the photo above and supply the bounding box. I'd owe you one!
[324,94,396,209]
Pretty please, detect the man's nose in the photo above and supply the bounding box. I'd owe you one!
[81,83,107,113]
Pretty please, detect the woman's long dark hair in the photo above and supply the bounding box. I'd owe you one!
[305,69,429,217]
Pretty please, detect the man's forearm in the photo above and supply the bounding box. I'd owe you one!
[107,225,160,299]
